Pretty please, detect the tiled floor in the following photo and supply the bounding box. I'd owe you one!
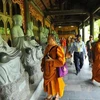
[37,58,100,100]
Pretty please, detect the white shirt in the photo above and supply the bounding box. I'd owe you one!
[69,40,87,56]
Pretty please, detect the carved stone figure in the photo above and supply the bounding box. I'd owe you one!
[26,21,40,47]
[11,15,43,59]
[0,34,21,59]
[44,27,49,41]
[40,26,49,52]
[40,26,49,45]
[0,55,24,85]
[11,15,43,84]
[0,34,24,85]
[52,30,60,44]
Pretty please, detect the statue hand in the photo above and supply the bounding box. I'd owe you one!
[31,36,35,40]
[24,36,31,41]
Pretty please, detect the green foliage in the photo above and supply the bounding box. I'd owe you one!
[94,19,100,40]
[85,19,100,41]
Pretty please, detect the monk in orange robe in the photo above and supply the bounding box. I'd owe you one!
[92,34,100,86]
[41,34,66,100]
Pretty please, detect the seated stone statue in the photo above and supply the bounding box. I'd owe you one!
[11,15,43,84]
[0,34,21,58]
[11,15,42,58]
[0,34,24,85]
[51,30,60,44]
[40,26,49,52]
[26,21,39,47]
[0,53,24,85]
[40,26,49,45]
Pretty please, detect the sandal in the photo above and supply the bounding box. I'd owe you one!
[53,96,59,100]
[44,96,53,100]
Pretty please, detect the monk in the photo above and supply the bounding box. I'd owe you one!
[41,34,66,100]
[92,34,100,86]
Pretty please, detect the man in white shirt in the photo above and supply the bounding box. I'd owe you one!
[69,34,87,75]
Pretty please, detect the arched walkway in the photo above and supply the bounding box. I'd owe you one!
[38,57,100,100]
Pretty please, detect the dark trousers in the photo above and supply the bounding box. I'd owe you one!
[74,52,84,73]
[87,50,93,63]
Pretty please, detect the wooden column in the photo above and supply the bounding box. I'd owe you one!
[82,21,85,41]
[24,0,30,34]
[78,26,80,36]
[90,13,94,38]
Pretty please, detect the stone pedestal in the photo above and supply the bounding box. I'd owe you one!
[0,72,30,100]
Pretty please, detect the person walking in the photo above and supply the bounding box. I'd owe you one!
[86,35,94,66]
[69,34,87,75]
[60,37,66,54]
[41,34,66,100]
[92,34,100,86]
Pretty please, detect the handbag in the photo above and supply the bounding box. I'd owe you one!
[57,63,68,77]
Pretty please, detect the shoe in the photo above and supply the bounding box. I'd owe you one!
[53,96,59,100]
[76,70,80,75]
[76,72,78,75]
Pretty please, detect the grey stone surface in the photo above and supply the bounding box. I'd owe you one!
[0,56,24,85]
[30,79,44,100]
[37,58,100,100]
[0,72,30,100]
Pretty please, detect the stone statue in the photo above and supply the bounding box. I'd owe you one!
[11,15,42,58]
[27,21,34,37]
[0,34,21,58]
[52,30,60,44]
[0,54,24,85]
[40,26,49,44]
[40,26,49,51]
[26,21,40,47]
[0,35,30,100]
[0,34,24,85]
[11,15,43,84]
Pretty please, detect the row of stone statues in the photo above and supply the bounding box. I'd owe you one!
[0,15,43,100]
[11,15,43,84]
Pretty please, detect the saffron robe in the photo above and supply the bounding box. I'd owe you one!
[41,44,66,97]
[92,41,100,82]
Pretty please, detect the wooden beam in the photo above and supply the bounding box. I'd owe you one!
[45,9,89,15]
[53,19,82,23]
[40,0,48,11]
[93,7,100,14]
[54,23,79,27]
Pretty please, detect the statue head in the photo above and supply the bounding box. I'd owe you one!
[12,15,23,26]
[28,21,33,30]
[44,27,49,34]
[40,26,44,33]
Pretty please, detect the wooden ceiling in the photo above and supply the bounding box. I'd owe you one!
[32,0,100,28]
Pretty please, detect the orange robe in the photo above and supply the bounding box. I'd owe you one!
[92,41,100,82]
[41,44,66,97]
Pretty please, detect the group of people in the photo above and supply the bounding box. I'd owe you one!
[41,34,87,100]
[86,34,100,86]
[41,33,100,100]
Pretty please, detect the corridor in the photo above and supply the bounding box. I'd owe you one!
[37,58,100,100]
